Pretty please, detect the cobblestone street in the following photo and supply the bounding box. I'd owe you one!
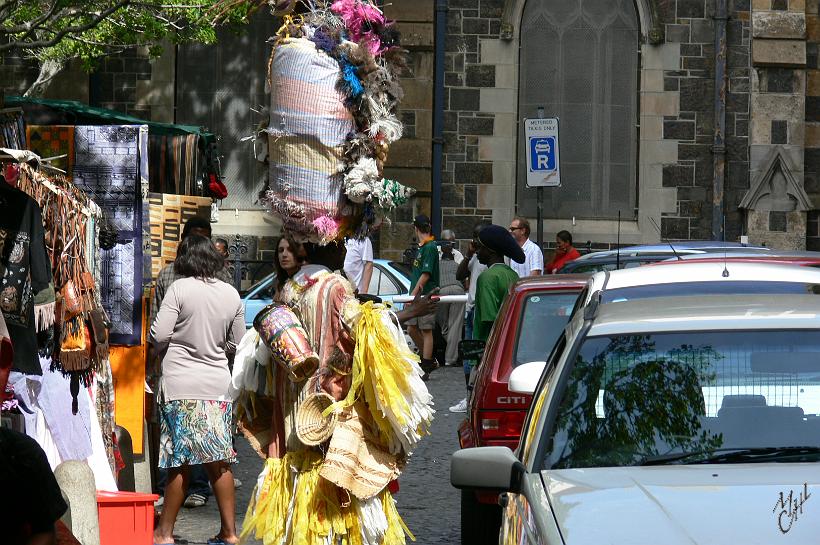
[172,365,468,545]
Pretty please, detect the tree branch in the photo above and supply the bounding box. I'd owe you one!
[0,0,131,52]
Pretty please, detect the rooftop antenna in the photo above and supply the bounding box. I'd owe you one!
[722,215,730,278]
[616,210,621,270]
[648,216,682,261]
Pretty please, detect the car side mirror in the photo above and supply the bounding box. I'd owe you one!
[509,361,546,395]
[451,446,525,494]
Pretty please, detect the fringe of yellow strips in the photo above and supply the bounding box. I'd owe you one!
[241,451,412,545]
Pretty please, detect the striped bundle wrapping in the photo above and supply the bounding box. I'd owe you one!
[267,38,355,240]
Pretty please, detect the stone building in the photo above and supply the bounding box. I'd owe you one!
[440,0,820,251]
[4,0,820,255]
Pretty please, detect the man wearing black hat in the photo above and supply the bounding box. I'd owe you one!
[407,214,440,380]
[473,224,526,342]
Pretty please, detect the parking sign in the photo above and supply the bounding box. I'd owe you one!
[525,118,560,187]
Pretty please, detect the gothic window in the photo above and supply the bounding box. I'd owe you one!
[517,0,639,220]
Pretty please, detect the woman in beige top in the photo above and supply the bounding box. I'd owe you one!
[150,235,246,545]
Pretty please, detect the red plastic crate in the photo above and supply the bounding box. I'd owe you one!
[97,491,159,545]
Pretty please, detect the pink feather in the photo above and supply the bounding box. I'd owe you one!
[312,215,342,243]
[330,0,387,55]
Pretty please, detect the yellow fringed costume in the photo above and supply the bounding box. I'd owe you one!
[238,269,433,545]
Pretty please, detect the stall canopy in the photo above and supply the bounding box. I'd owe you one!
[4,96,214,141]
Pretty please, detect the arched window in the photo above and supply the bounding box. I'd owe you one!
[517,0,640,220]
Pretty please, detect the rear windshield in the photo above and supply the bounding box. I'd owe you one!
[543,330,820,470]
[602,281,820,303]
[514,292,579,367]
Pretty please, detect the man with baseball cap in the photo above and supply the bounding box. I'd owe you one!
[407,214,440,380]
[473,224,525,342]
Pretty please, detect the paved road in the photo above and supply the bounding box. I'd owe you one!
[171,365,469,545]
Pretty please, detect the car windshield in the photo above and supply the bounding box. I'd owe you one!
[387,261,412,281]
[543,330,820,469]
[602,281,820,303]
[514,292,578,367]
[246,273,276,300]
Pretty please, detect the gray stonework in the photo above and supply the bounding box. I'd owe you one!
[438,0,820,250]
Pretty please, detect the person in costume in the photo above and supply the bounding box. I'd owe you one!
[473,224,526,343]
[150,235,246,545]
[240,241,434,545]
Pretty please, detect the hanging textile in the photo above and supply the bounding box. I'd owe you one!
[0,179,52,375]
[72,125,145,346]
[26,125,75,175]
[147,133,201,195]
[0,109,25,149]
[147,192,212,280]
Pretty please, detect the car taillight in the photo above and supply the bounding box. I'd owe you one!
[478,410,526,441]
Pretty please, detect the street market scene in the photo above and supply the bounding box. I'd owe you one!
[4,0,820,544]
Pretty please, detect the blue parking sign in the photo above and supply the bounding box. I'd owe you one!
[524,118,560,187]
[529,137,556,171]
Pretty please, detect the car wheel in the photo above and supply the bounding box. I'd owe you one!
[461,490,501,545]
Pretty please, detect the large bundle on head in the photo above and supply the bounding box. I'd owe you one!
[265,37,354,241]
[262,0,415,244]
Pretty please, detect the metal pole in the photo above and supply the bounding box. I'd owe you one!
[431,0,447,236]
[536,106,545,249]
[230,234,248,291]
[537,187,544,249]
[712,0,728,241]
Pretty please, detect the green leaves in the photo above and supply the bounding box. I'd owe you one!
[1,0,253,65]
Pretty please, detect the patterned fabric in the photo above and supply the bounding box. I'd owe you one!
[73,125,145,345]
[147,193,212,280]
[159,399,236,468]
[26,125,75,175]
[148,134,201,195]
[1,110,25,149]
[267,38,354,236]
[0,187,52,374]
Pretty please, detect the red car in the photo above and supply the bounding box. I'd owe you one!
[457,274,587,544]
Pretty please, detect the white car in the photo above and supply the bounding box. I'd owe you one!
[452,294,820,544]
[578,261,820,307]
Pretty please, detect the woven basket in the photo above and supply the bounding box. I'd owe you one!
[296,392,338,446]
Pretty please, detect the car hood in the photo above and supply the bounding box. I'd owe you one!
[544,465,820,544]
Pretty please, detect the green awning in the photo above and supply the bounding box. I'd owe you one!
[5,96,214,141]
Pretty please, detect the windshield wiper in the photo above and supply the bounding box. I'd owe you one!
[641,447,820,466]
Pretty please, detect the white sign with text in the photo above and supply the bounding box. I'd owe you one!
[524,117,560,188]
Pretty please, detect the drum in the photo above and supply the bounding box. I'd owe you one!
[253,303,319,382]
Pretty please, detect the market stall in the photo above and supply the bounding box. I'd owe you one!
[1,154,118,490]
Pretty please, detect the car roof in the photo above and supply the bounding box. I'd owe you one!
[572,242,769,262]
[657,251,820,263]
[512,274,589,292]
[587,261,820,294]
[588,294,820,336]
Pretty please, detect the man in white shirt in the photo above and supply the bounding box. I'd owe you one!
[508,216,543,277]
[344,236,374,294]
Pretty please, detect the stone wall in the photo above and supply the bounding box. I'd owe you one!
[439,0,763,247]
[378,2,438,260]
[806,0,820,249]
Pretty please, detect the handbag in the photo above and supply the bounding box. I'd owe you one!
[58,315,92,372]
[59,278,84,321]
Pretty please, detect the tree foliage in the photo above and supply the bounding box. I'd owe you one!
[1,0,257,92]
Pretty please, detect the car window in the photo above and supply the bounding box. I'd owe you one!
[249,275,276,300]
[602,281,820,304]
[513,292,579,367]
[542,330,820,470]
[387,261,412,281]
[368,266,401,297]
[520,333,567,468]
